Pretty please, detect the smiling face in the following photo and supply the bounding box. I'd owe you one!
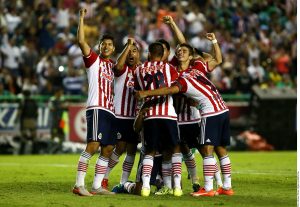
[176,46,193,63]
[126,44,140,67]
[99,39,115,59]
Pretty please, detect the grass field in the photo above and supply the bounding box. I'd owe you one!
[0,151,296,207]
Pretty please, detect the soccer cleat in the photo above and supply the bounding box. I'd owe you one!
[154,186,173,195]
[141,187,151,197]
[72,186,93,196]
[111,184,126,194]
[191,187,215,197]
[173,187,183,197]
[101,178,109,190]
[216,187,234,196]
[90,187,116,195]
[192,182,201,192]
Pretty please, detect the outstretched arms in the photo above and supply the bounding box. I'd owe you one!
[77,8,91,56]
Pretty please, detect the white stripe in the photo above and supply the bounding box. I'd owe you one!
[190,78,221,111]
[200,117,206,144]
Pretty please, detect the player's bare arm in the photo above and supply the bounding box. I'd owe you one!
[135,85,180,100]
[133,106,149,133]
[205,33,222,71]
[163,15,186,44]
[77,8,91,56]
[115,38,135,71]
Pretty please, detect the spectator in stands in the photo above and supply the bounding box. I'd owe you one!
[63,67,85,95]
[247,58,265,85]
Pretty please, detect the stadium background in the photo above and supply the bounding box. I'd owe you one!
[0,1,297,207]
[0,0,297,153]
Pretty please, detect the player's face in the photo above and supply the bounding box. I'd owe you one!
[161,44,170,62]
[99,39,115,58]
[126,45,140,67]
[176,46,192,63]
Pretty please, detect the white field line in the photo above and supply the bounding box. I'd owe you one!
[0,162,296,176]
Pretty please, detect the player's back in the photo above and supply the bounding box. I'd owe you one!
[135,61,178,120]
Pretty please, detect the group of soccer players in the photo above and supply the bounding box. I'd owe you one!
[72,8,234,197]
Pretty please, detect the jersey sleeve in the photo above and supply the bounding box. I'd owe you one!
[173,77,188,93]
[194,60,209,74]
[114,64,127,77]
[83,49,98,68]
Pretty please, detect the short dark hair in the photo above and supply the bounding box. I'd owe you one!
[148,42,164,58]
[193,48,203,57]
[100,34,115,45]
[177,43,194,56]
[156,39,170,51]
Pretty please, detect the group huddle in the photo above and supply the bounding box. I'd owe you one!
[72,8,234,198]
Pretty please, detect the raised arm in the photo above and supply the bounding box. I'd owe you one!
[163,15,186,44]
[205,33,222,71]
[77,8,91,56]
[115,38,134,71]
[135,85,180,100]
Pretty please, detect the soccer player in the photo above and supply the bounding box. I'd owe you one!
[72,8,116,196]
[134,42,183,197]
[102,38,140,188]
[111,100,163,195]
[164,15,224,192]
[135,39,234,197]
[161,15,201,192]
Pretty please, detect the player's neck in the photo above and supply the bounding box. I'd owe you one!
[100,54,111,60]
[179,61,189,71]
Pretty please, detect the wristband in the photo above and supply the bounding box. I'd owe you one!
[212,39,218,44]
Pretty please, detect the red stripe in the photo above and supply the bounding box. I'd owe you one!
[120,67,128,116]
[189,78,218,111]
[98,66,102,106]
[126,82,132,116]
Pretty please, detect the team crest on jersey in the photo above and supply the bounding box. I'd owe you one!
[98,133,102,139]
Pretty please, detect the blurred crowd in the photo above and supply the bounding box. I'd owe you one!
[0,0,297,96]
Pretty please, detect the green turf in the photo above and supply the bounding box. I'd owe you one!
[0,151,296,207]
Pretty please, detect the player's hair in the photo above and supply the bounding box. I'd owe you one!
[99,34,115,45]
[156,39,170,51]
[193,48,204,57]
[177,43,194,56]
[148,42,164,58]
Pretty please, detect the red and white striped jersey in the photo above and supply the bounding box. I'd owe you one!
[134,61,178,120]
[114,64,137,119]
[176,62,228,118]
[83,49,115,114]
[173,94,201,124]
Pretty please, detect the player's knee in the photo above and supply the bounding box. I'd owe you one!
[101,145,114,157]
[214,146,228,158]
[85,142,100,155]
[200,145,214,157]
